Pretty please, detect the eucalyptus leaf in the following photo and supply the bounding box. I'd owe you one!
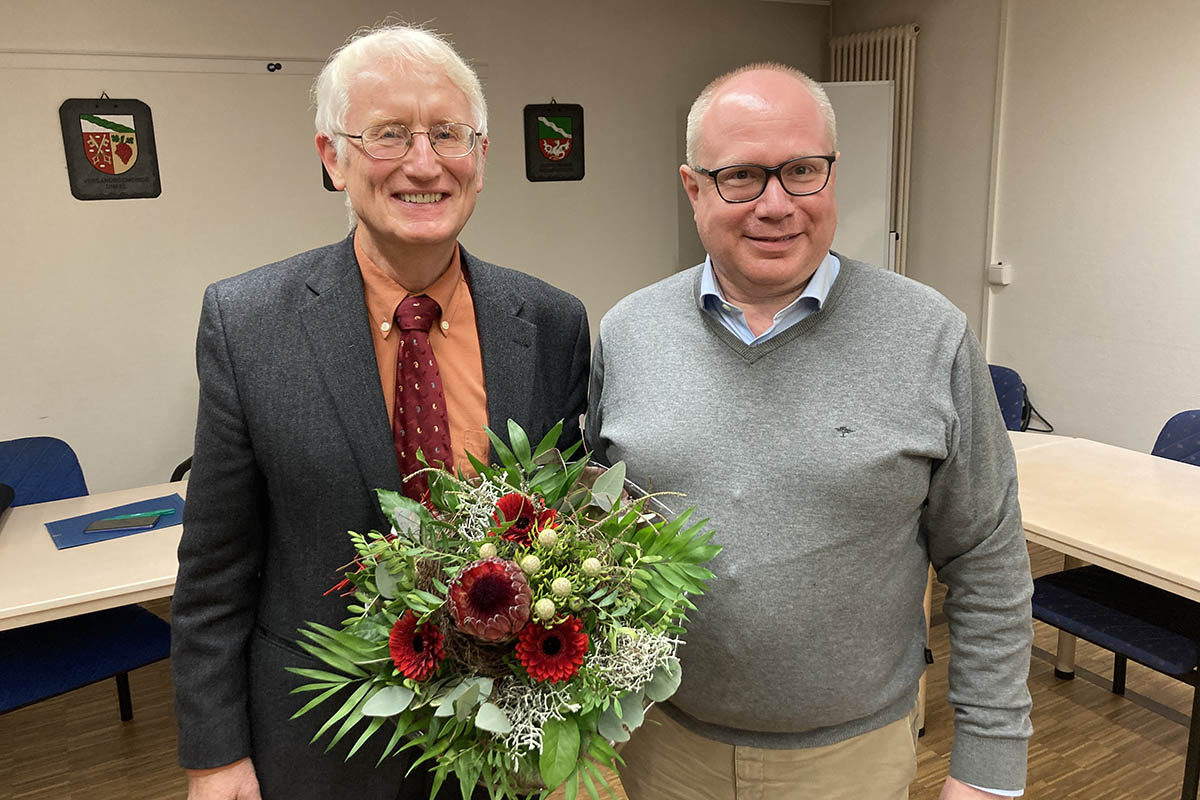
[617,690,645,729]
[474,702,513,733]
[644,659,683,702]
[376,489,428,535]
[590,462,626,505]
[375,562,399,600]
[455,682,481,721]
[443,679,473,703]
[596,706,630,743]
[588,494,613,513]
[360,684,415,717]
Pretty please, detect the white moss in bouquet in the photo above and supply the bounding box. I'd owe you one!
[288,420,720,800]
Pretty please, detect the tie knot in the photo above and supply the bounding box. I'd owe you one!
[394,295,441,332]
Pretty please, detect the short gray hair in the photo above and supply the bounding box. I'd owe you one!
[313,22,488,163]
[685,62,837,166]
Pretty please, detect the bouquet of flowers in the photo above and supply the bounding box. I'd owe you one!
[288,420,720,800]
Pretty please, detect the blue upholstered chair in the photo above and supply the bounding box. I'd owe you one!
[988,364,1025,432]
[1031,411,1200,799]
[0,436,88,505]
[1152,409,1200,467]
[0,437,172,720]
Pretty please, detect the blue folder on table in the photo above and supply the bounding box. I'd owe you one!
[45,493,185,550]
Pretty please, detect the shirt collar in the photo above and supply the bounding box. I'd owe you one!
[356,231,465,339]
[699,251,841,316]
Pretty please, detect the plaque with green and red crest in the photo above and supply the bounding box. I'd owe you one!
[59,98,161,200]
[523,102,584,182]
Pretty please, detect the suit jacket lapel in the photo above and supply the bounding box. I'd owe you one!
[298,236,401,494]
[463,247,535,450]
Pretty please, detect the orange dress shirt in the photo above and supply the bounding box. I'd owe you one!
[356,233,490,475]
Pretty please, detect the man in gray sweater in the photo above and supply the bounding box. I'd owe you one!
[587,64,1032,800]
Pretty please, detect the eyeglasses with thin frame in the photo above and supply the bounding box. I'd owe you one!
[692,155,837,203]
[336,121,479,160]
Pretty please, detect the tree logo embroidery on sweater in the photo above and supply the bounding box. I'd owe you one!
[835,426,855,437]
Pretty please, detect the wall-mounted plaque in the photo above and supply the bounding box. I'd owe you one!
[523,103,584,182]
[59,98,161,200]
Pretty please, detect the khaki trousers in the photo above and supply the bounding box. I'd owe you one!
[618,705,920,800]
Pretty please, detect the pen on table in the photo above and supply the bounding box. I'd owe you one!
[102,508,176,520]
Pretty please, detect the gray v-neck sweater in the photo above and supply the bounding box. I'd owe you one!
[587,257,1033,791]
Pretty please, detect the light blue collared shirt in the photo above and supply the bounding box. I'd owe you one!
[699,252,840,344]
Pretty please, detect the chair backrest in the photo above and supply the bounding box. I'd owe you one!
[1151,410,1200,466]
[988,364,1025,432]
[0,437,88,506]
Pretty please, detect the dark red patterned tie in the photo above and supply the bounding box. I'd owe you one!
[393,295,454,501]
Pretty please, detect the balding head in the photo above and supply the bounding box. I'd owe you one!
[685,63,836,167]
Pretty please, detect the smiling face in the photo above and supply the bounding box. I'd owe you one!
[681,69,837,306]
[317,62,487,264]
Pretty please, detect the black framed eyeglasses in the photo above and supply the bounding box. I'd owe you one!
[693,155,837,203]
[336,121,479,160]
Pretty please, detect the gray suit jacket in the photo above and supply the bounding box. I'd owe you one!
[171,235,589,799]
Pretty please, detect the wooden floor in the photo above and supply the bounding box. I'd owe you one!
[1,542,1193,799]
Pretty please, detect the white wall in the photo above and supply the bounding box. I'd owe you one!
[1,0,829,491]
[833,0,1200,451]
[987,0,1200,450]
[833,0,1003,334]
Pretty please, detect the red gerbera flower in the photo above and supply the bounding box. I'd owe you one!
[388,611,445,681]
[515,616,589,683]
[447,557,532,642]
[493,493,539,545]
[536,507,558,530]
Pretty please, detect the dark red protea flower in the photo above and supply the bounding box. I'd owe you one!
[493,493,539,544]
[515,616,589,683]
[447,557,532,642]
[388,610,445,681]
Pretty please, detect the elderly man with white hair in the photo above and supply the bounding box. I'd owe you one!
[171,23,589,800]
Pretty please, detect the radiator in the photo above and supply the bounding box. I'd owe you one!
[830,24,920,275]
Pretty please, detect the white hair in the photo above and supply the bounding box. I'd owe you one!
[685,62,837,166]
[313,21,488,163]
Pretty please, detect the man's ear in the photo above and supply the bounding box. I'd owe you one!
[316,133,346,191]
[473,135,489,194]
[680,164,701,208]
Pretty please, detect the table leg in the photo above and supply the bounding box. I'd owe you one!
[1053,555,1086,678]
